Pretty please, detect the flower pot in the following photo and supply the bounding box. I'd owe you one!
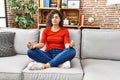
[70,23,75,25]
[62,6,67,8]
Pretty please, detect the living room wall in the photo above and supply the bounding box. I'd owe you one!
[7,0,120,29]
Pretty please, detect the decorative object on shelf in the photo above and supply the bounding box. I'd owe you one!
[70,19,75,25]
[44,0,50,8]
[88,17,95,25]
[61,3,67,8]
[40,0,43,8]
[80,14,84,26]
[62,0,68,4]
[63,18,69,25]
[61,0,68,8]
[7,0,38,29]
[50,2,57,7]
[68,0,80,8]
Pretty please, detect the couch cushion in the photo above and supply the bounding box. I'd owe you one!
[82,59,120,80]
[23,58,83,80]
[0,55,32,80]
[69,29,81,58]
[0,28,39,55]
[0,32,16,57]
[81,29,120,60]
[39,28,81,58]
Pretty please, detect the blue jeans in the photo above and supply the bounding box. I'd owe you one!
[27,48,76,67]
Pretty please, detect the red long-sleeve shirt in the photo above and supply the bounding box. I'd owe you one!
[40,27,70,50]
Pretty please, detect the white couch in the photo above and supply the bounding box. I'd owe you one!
[1,28,120,80]
[0,28,83,80]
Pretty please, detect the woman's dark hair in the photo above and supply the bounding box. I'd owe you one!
[46,9,63,27]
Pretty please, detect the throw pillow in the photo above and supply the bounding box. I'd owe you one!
[0,32,16,57]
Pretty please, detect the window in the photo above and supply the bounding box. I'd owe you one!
[0,0,7,27]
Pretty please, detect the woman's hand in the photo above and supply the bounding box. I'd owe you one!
[27,42,35,49]
[65,40,75,48]
[69,40,75,48]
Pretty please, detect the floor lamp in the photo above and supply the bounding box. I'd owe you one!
[106,0,120,24]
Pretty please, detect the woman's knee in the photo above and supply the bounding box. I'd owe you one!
[65,48,76,54]
[27,49,34,57]
[68,48,76,58]
[27,49,44,56]
[71,48,76,54]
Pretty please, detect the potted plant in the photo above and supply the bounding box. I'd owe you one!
[70,19,75,25]
[7,0,38,29]
[61,3,67,8]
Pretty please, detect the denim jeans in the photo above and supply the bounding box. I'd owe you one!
[27,48,76,67]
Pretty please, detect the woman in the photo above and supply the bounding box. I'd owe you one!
[27,9,76,70]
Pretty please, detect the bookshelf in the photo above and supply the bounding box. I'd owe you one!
[37,0,81,29]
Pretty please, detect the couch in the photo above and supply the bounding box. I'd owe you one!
[0,27,120,80]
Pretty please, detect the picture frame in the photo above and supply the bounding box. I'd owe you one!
[68,0,80,8]
[61,0,68,8]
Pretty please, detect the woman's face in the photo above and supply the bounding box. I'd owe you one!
[51,13,61,26]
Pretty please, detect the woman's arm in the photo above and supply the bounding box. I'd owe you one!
[33,43,44,49]
[27,42,44,49]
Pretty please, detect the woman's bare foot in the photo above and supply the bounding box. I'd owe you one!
[44,63,51,68]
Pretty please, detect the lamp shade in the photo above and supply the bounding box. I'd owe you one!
[106,0,120,7]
